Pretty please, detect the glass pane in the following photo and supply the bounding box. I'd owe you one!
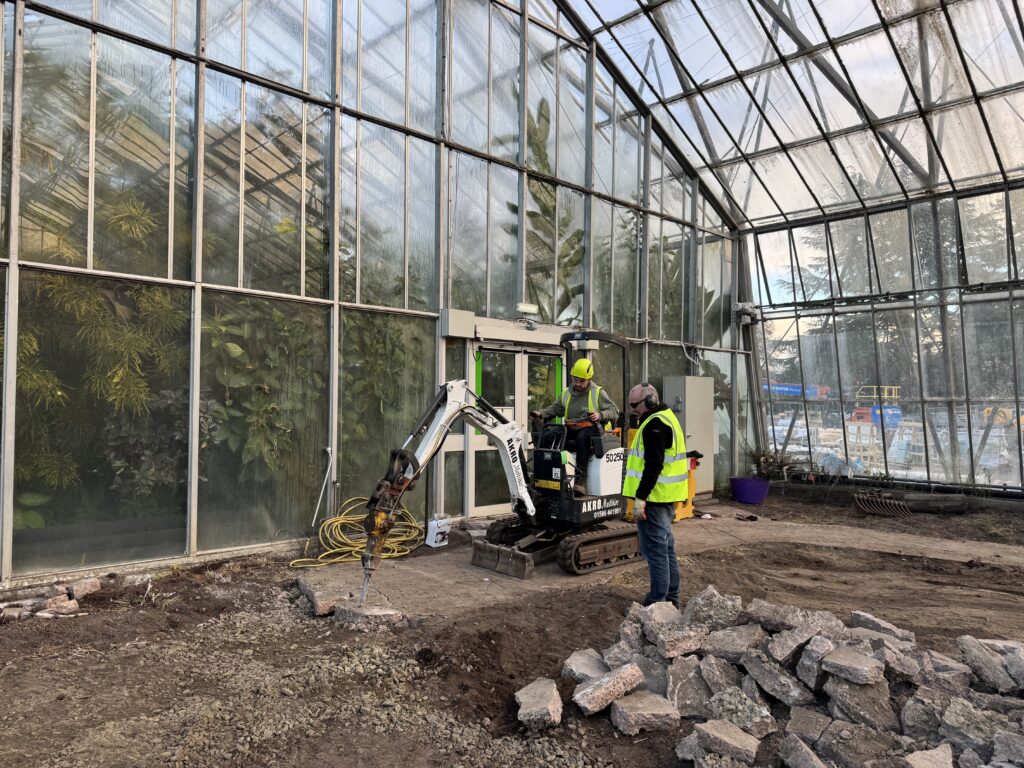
[490,163,520,319]
[970,401,1021,485]
[816,0,879,37]
[443,452,465,517]
[409,137,437,310]
[557,42,587,185]
[891,12,971,108]
[870,208,912,293]
[653,0,734,86]
[793,224,832,301]
[556,186,585,325]
[702,350,734,485]
[960,193,1009,285]
[877,116,949,194]
[479,349,516,409]
[928,104,1002,186]
[492,5,522,161]
[876,308,921,400]
[445,339,466,434]
[203,70,242,286]
[701,235,724,347]
[448,152,487,315]
[797,316,842,461]
[830,130,903,203]
[830,217,871,297]
[911,196,959,289]
[207,0,242,69]
[613,205,639,335]
[475,450,511,507]
[526,23,557,174]
[615,110,642,204]
[789,52,863,133]
[836,30,915,121]
[592,197,613,331]
[835,312,883,475]
[983,92,1024,179]
[788,141,860,212]
[526,178,556,322]
[359,122,405,307]
[14,272,190,574]
[527,354,561,415]
[243,85,303,294]
[362,0,407,125]
[410,0,438,134]
[450,0,488,152]
[199,292,330,549]
[98,0,195,51]
[93,37,172,278]
[174,62,196,281]
[757,230,794,305]
[20,13,90,268]
[946,0,1024,93]
[247,2,303,90]
[925,403,970,484]
[339,115,356,301]
[649,217,663,338]
[763,317,802,396]
[1014,189,1024,278]
[964,301,1014,399]
[661,221,685,341]
[884,402,927,482]
[305,106,331,299]
[340,311,436,521]
[1,5,11,255]
[918,303,966,398]
[308,0,334,100]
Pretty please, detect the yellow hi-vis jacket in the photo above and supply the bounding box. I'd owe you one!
[622,408,689,503]
[541,383,617,429]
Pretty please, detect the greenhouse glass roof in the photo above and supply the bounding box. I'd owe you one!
[567,0,1024,229]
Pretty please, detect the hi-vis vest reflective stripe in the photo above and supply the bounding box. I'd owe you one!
[622,409,689,503]
[556,385,608,428]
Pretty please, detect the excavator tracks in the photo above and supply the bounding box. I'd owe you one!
[556,521,641,575]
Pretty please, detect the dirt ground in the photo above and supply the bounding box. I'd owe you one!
[3,497,1024,768]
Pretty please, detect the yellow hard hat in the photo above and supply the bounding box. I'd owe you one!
[570,358,594,380]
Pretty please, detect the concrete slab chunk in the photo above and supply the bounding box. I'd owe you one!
[641,601,683,630]
[822,676,899,732]
[797,636,835,691]
[741,649,814,707]
[682,585,743,630]
[777,733,829,768]
[939,696,1014,760]
[610,690,679,735]
[787,707,832,745]
[667,654,712,718]
[334,604,409,631]
[603,639,636,668]
[847,627,915,652]
[901,686,951,741]
[297,575,339,617]
[814,720,904,768]
[695,719,761,765]
[676,732,700,761]
[707,686,777,738]
[514,678,562,730]
[741,675,768,708]
[742,598,805,632]
[562,649,609,682]
[992,729,1024,764]
[1004,649,1024,689]
[651,622,710,659]
[905,743,954,768]
[68,577,101,600]
[822,646,886,685]
[572,662,644,716]
[958,635,1018,694]
[703,623,769,663]
[849,610,916,644]
[700,655,743,694]
[768,624,819,667]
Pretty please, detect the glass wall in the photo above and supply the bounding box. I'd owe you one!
[1,1,737,576]
[754,188,1024,487]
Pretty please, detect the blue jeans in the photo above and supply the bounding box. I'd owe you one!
[636,502,680,607]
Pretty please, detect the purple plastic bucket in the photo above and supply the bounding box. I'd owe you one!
[730,476,770,505]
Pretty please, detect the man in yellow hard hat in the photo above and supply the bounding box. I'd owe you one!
[531,358,619,494]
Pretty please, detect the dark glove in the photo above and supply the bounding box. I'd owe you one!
[529,410,542,420]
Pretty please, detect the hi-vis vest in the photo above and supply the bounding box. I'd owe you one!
[623,409,689,503]
[557,385,610,429]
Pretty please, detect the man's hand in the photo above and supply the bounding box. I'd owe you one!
[530,410,542,420]
[634,498,647,521]
[588,411,601,423]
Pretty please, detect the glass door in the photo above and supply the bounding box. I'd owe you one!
[466,346,562,517]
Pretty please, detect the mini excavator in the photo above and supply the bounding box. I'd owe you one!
[357,331,644,606]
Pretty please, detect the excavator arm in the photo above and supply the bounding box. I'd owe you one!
[358,379,534,605]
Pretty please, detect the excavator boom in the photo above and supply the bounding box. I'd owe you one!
[358,380,534,605]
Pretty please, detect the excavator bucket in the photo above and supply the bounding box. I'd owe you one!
[470,538,560,579]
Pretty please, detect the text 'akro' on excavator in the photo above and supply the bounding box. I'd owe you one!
[356,330,700,606]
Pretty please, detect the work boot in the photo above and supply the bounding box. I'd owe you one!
[574,475,587,496]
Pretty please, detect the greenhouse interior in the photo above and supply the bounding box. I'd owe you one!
[0,0,1022,580]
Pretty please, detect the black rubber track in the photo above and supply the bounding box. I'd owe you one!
[556,521,641,575]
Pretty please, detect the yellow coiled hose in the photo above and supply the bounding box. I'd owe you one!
[289,496,424,568]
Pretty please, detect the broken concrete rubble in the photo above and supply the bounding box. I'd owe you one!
[541,587,1024,767]
[609,690,678,735]
[513,678,561,730]
[561,648,608,683]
